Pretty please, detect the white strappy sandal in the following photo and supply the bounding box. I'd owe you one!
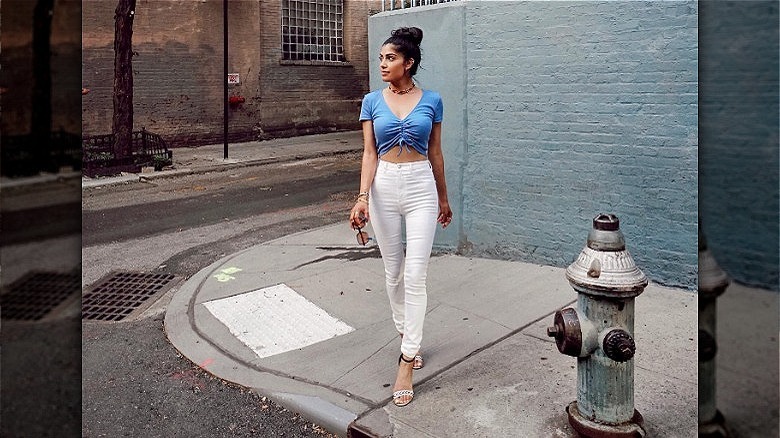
[412,354,424,370]
[399,334,424,370]
[393,354,415,407]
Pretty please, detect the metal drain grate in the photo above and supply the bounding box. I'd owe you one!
[82,271,176,321]
[1,271,80,321]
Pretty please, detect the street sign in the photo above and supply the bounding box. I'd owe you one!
[227,73,240,85]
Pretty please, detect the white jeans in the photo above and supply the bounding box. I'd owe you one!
[369,159,439,358]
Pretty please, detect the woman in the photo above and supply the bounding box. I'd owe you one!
[349,27,452,408]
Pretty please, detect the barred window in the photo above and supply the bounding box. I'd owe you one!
[281,0,345,63]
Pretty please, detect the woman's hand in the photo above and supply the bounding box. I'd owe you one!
[437,200,452,229]
[350,201,369,229]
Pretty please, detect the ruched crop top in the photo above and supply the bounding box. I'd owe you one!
[359,89,443,157]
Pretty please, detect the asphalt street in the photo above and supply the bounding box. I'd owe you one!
[82,313,337,438]
[2,317,81,437]
[1,150,362,437]
[79,154,361,437]
[82,155,361,247]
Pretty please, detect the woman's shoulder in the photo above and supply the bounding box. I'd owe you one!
[421,90,443,110]
[421,89,442,102]
[364,89,383,100]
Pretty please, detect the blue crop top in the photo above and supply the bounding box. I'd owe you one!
[359,89,443,157]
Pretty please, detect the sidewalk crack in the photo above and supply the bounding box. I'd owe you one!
[330,332,398,385]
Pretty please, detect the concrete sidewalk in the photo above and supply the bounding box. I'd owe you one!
[164,222,700,437]
[81,130,364,189]
[4,130,774,435]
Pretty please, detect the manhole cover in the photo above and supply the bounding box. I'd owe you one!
[1,271,80,321]
[82,271,177,322]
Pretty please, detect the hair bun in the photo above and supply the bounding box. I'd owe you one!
[391,27,423,46]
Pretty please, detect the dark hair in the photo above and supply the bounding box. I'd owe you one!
[383,27,423,77]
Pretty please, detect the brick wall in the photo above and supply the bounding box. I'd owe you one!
[699,1,779,290]
[1,0,81,135]
[253,0,378,140]
[370,1,698,288]
[82,0,380,146]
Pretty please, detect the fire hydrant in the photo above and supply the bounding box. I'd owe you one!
[547,214,648,437]
[698,227,730,437]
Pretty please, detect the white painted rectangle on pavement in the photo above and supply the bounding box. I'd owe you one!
[203,283,354,358]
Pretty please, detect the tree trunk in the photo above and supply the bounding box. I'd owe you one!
[32,0,53,167]
[112,0,136,158]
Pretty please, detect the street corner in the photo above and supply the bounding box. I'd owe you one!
[163,251,382,437]
[162,231,389,374]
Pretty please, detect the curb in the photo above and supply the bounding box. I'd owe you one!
[1,171,82,189]
[81,148,362,190]
[163,229,372,438]
[257,390,359,438]
[347,420,384,438]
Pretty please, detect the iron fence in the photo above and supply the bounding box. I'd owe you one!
[82,127,173,176]
[382,0,463,12]
[0,129,81,177]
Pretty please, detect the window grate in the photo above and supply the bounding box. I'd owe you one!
[82,271,177,322]
[281,0,344,62]
[1,271,80,321]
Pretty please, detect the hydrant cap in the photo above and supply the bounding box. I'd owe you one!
[698,225,730,296]
[593,214,620,231]
[568,214,648,297]
[587,214,626,252]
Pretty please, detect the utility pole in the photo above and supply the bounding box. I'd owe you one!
[223,0,229,160]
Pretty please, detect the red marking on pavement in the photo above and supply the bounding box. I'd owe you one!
[199,358,214,368]
[168,369,207,391]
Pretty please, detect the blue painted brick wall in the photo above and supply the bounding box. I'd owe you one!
[463,1,698,288]
[699,1,779,290]
[370,1,699,288]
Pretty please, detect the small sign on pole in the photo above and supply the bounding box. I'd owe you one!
[227,73,240,85]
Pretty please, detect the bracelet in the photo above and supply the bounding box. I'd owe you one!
[356,192,369,203]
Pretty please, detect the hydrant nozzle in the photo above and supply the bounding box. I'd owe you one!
[547,308,583,357]
[603,329,636,363]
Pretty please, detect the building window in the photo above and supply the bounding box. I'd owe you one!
[281,0,345,63]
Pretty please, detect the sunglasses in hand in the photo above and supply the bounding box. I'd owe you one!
[355,214,371,246]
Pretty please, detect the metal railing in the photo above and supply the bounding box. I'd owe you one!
[382,0,463,12]
[0,129,82,176]
[82,127,173,176]
[82,128,171,161]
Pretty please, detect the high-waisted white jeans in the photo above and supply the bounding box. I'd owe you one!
[369,159,439,358]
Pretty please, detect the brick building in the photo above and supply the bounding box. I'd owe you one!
[82,0,381,146]
[1,0,81,176]
[2,0,81,137]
